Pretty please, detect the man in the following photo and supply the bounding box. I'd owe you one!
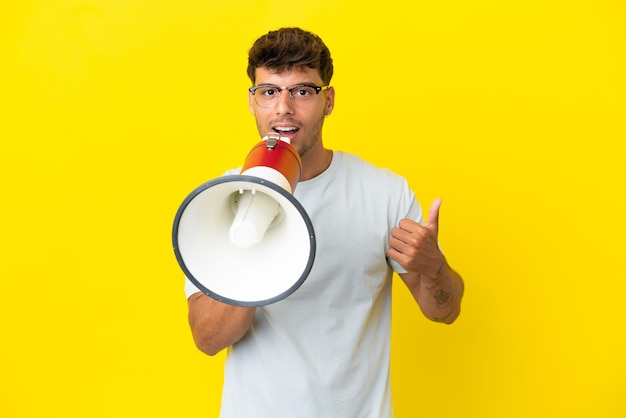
[185,27,464,417]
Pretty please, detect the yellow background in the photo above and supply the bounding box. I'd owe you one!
[2,0,625,417]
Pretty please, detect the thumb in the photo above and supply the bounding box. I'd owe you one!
[426,198,443,235]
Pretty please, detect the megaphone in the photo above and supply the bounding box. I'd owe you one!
[172,133,316,306]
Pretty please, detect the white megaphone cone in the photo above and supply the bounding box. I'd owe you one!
[172,133,316,306]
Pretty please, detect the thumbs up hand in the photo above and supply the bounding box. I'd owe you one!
[388,198,445,279]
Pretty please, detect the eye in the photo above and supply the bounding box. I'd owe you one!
[291,86,316,98]
[260,87,278,97]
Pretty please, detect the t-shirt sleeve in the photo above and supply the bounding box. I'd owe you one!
[184,277,202,299]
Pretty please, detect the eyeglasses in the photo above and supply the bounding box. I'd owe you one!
[249,83,330,108]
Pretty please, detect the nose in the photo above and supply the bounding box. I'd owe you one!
[274,89,295,115]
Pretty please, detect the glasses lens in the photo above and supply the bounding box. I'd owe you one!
[252,85,323,107]
[253,87,279,107]
[290,86,317,101]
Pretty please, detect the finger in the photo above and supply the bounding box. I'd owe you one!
[426,198,443,234]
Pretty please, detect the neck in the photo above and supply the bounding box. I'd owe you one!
[299,147,332,182]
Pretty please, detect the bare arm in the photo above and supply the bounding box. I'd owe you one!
[187,292,256,356]
[399,260,464,323]
[388,198,464,324]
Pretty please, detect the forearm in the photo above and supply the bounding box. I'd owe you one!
[402,258,464,324]
[187,292,256,356]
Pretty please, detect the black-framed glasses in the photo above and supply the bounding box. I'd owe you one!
[249,83,330,107]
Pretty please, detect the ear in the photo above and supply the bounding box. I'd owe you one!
[324,86,335,117]
[248,92,256,116]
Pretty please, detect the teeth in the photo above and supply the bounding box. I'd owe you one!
[274,126,297,132]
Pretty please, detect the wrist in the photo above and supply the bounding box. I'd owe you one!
[421,256,446,283]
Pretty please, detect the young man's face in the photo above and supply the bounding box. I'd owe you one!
[249,66,334,159]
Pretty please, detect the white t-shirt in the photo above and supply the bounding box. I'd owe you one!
[185,151,423,418]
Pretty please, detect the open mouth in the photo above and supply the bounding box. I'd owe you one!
[272,126,299,140]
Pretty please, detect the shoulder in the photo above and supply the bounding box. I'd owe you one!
[334,151,407,186]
